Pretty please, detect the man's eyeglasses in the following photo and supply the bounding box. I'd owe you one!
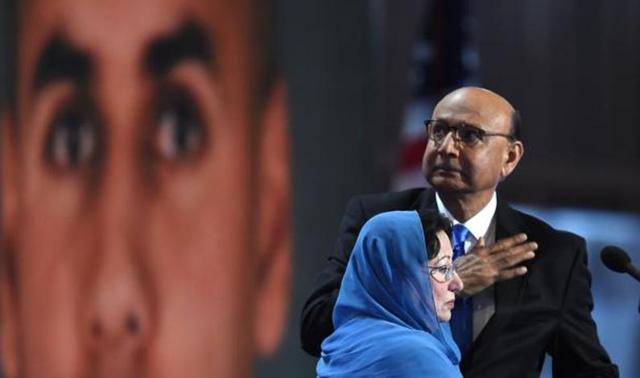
[425,119,515,147]
[427,263,456,283]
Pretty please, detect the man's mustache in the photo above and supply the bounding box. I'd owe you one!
[430,161,463,172]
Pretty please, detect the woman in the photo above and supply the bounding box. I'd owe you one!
[317,210,463,377]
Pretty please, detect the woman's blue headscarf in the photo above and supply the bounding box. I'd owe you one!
[317,211,461,377]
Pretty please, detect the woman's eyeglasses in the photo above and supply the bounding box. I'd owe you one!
[427,263,456,283]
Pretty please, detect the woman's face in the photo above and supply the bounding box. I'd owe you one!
[429,230,464,321]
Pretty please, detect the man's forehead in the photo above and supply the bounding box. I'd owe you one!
[433,89,512,130]
[19,0,249,54]
[18,0,255,105]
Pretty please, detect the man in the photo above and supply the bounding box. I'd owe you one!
[1,0,290,377]
[301,87,618,377]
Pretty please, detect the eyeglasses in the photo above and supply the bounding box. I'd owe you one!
[425,119,515,147]
[427,263,456,283]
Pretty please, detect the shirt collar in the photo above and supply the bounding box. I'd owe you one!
[435,192,497,241]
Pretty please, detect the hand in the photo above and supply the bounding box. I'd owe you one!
[455,233,537,297]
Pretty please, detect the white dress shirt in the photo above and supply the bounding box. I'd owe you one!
[436,192,497,341]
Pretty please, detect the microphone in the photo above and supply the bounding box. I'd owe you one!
[600,246,640,282]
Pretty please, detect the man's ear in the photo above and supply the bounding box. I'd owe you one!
[253,80,291,357]
[500,140,524,180]
[1,111,18,377]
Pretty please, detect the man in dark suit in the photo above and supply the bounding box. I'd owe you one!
[301,87,618,377]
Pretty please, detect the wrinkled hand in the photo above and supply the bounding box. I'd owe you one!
[455,233,537,297]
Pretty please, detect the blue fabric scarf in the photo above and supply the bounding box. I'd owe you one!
[317,211,462,377]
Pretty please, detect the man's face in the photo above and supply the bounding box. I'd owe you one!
[1,0,290,377]
[422,88,521,200]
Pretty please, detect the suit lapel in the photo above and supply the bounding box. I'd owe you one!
[493,199,529,314]
[464,199,531,371]
[411,187,437,211]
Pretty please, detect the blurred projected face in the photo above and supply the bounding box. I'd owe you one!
[1,0,290,377]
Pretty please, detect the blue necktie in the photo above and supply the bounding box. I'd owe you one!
[450,224,473,358]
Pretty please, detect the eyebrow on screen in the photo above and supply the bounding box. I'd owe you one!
[144,20,214,78]
[33,34,92,92]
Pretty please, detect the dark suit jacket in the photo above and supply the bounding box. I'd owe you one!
[301,188,618,377]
